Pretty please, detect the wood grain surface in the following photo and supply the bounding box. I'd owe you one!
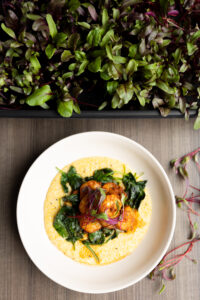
[0,118,200,300]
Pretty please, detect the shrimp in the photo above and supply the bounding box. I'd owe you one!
[102,182,126,198]
[100,219,115,229]
[116,206,139,232]
[79,215,101,233]
[99,194,122,218]
[79,195,89,214]
[80,180,101,198]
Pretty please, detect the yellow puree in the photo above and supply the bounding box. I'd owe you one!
[44,157,152,265]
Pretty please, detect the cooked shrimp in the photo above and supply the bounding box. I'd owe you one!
[99,194,122,218]
[100,219,115,229]
[102,182,126,198]
[79,195,89,214]
[79,215,101,233]
[80,180,101,198]
[116,206,138,232]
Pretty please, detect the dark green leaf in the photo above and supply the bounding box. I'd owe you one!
[88,230,105,244]
[61,50,73,62]
[54,206,83,244]
[58,166,83,193]
[88,57,101,73]
[122,172,147,210]
[85,168,114,184]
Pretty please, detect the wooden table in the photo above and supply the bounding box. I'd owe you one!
[0,118,200,300]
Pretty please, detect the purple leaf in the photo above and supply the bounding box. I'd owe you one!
[88,5,98,21]
[168,10,179,17]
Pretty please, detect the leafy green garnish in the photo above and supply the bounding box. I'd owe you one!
[63,194,79,205]
[88,230,105,245]
[81,241,99,263]
[85,168,115,184]
[57,166,83,193]
[90,209,108,220]
[53,206,83,244]
[122,172,147,210]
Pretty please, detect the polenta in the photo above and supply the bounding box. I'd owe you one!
[44,157,152,265]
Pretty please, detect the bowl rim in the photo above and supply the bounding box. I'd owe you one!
[16,131,176,293]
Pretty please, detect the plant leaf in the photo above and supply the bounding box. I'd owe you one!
[45,44,56,59]
[88,57,101,73]
[26,85,53,106]
[46,14,57,39]
[194,109,200,130]
[1,23,16,39]
[57,100,74,117]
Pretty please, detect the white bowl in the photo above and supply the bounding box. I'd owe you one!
[17,131,176,293]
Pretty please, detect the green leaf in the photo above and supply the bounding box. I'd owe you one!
[75,51,86,61]
[77,60,88,76]
[102,8,109,27]
[26,85,53,106]
[73,102,81,114]
[98,101,107,110]
[194,109,200,130]
[46,14,57,39]
[88,230,106,244]
[122,172,147,209]
[27,14,41,21]
[100,29,114,47]
[87,28,103,47]
[172,48,182,64]
[128,45,137,58]
[30,55,41,74]
[68,0,80,11]
[59,166,83,191]
[107,81,119,95]
[126,59,138,76]
[77,22,90,29]
[113,56,127,64]
[191,30,200,42]
[156,80,175,94]
[85,168,115,184]
[133,85,146,106]
[67,33,80,50]
[54,206,83,244]
[1,23,16,39]
[105,44,113,60]
[61,50,73,62]
[45,44,56,59]
[57,100,74,117]
[113,8,120,20]
[88,57,101,73]
[82,241,99,263]
[187,42,198,56]
[112,93,120,108]
[116,82,134,104]
[107,63,123,80]
[159,283,166,295]
[54,32,68,45]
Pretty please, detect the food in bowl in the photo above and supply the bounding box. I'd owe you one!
[44,157,152,265]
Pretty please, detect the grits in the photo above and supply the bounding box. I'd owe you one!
[44,157,152,265]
